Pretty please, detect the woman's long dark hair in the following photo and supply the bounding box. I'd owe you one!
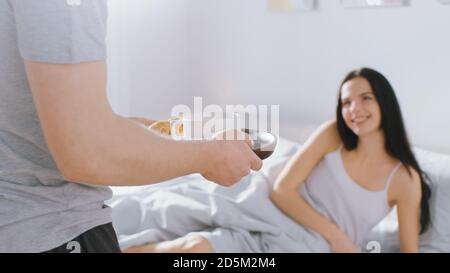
[336,68,431,234]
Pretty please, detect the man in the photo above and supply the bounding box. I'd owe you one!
[0,0,262,253]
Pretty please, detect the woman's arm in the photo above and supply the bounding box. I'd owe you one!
[270,120,357,251]
[392,168,422,253]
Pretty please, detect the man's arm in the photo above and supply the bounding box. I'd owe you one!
[25,60,262,186]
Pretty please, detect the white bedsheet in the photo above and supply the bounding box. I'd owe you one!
[107,137,331,252]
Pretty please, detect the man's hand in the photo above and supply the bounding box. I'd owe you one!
[200,130,262,187]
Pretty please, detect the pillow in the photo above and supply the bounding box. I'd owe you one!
[272,136,299,158]
[416,148,450,252]
[259,137,300,184]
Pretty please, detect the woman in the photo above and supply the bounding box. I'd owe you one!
[270,68,431,253]
[125,68,431,253]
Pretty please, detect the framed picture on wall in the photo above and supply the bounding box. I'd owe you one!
[268,0,316,12]
[341,0,408,9]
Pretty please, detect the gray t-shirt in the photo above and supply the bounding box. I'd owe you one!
[0,0,113,252]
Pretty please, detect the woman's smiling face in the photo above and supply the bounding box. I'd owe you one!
[340,77,382,137]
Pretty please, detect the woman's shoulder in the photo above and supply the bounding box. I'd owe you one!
[296,120,342,163]
[390,165,422,204]
[311,120,342,154]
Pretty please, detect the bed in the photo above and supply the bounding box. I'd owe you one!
[108,137,450,253]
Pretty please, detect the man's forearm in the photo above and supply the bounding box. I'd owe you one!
[65,114,212,186]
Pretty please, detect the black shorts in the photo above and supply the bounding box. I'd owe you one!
[43,223,121,253]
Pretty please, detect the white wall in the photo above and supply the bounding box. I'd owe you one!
[107,0,192,119]
[106,0,450,153]
[185,0,450,153]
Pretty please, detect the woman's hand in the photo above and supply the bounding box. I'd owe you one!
[327,226,360,253]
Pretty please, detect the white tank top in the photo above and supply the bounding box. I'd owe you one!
[299,146,402,247]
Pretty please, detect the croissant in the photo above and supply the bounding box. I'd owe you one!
[148,120,171,135]
[148,117,184,137]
